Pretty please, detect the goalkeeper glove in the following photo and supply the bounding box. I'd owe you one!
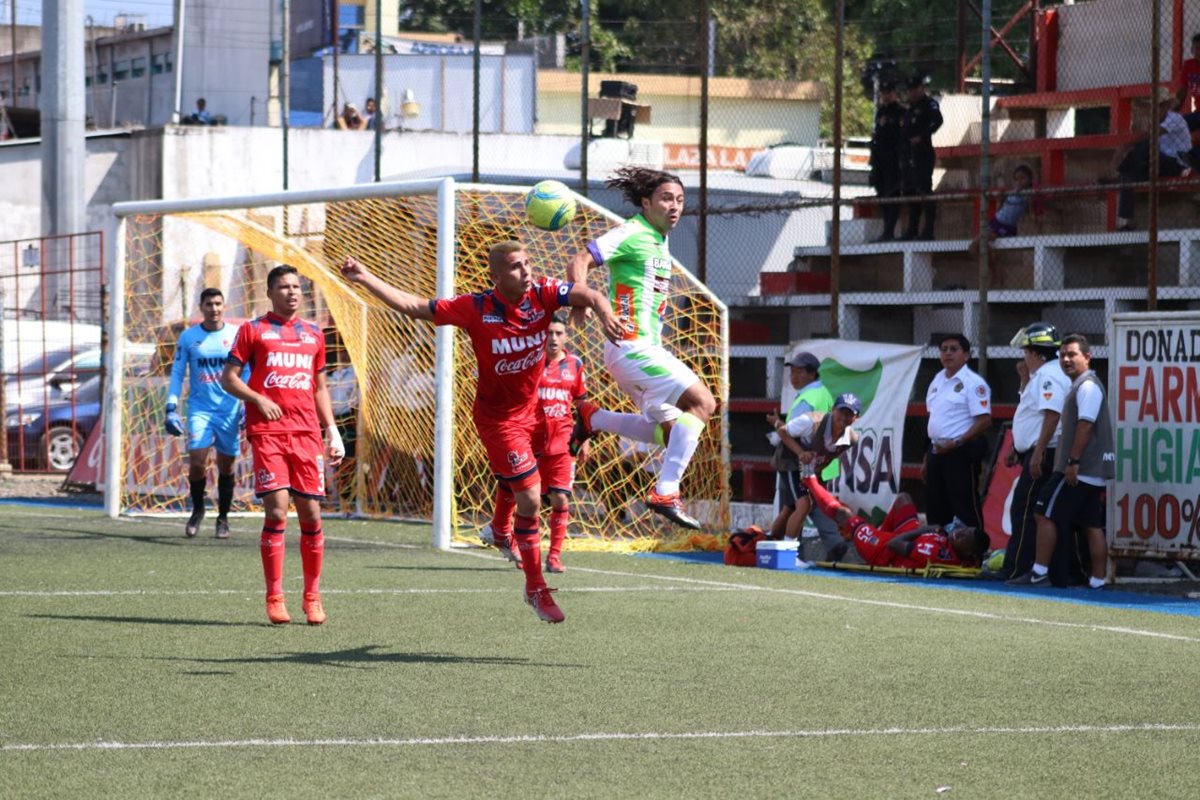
[164,404,184,436]
[326,424,345,460]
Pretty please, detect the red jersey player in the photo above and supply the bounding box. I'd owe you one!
[220,265,345,626]
[486,312,589,574]
[340,242,619,623]
[802,475,989,569]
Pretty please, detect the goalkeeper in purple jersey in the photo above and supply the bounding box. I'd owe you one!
[166,288,246,539]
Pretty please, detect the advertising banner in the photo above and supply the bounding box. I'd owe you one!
[782,340,922,521]
[1109,312,1200,558]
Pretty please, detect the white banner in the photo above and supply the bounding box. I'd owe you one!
[1109,312,1200,558]
[782,339,922,521]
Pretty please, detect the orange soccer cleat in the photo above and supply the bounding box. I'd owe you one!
[545,553,565,574]
[266,594,291,625]
[646,491,701,530]
[302,592,327,625]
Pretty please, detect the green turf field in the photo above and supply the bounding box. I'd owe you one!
[2,503,1199,799]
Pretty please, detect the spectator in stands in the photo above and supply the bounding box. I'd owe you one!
[1009,334,1113,589]
[769,390,861,563]
[804,476,991,570]
[923,333,992,528]
[336,102,367,131]
[189,98,213,125]
[765,351,832,540]
[1176,33,1200,122]
[1000,323,1072,580]
[900,74,943,241]
[362,97,379,131]
[967,164,1043,257]
[1111,88,1193,230]
[869,81,906,242]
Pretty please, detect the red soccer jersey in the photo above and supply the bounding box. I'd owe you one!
[432,279,571,422]
[850,519,961,569]
[227,312,326,436]
[1181,59,1200,113]
[535,352,588,456]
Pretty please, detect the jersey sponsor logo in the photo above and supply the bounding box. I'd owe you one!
[196,356,227,369]
[482,314,505,324]
[263,370,314,390]
[652,275,671,294]
[490,330,546,355]
[265,351,315,369]
[299,332,317,345]
[538,386,573,402]
[260,329,281,340]
[495,349,544,376]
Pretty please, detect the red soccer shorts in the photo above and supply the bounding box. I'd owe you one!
[250,430,326,498]
[537,451,576,496]
[476,415,540,492]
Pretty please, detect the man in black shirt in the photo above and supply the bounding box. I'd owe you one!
[869,82,906,242]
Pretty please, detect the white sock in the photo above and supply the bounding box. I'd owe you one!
[655,413,705,496]
[1088,576,1106,589]
[592,409,659,444]
[1031,563,1048,576]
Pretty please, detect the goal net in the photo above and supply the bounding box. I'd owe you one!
[107,179,730,551]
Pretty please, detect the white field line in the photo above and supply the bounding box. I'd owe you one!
[0,585,737,598]
[5,722,1200,753]
[6,509,1199,644]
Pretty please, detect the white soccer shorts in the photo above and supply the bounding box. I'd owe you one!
[603,340,701,424]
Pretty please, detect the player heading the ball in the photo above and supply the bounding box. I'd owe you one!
[340,242,619,624]
[566,166,718,530]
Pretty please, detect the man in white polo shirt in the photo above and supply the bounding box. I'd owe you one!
[923,333,992,527]
[1001,323,1071,579]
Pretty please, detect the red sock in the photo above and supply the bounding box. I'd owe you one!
[549,505,569,557]
[492,485,516,536]
[514,515,544,589]
[300,526,324,596]
[260,523,286,597]
[804,476,845,519]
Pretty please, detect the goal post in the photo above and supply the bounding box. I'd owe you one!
[105,178,730,552]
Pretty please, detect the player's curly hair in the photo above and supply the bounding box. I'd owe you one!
[605,167,683,208]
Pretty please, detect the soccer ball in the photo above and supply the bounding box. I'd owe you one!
[524,180,577,231]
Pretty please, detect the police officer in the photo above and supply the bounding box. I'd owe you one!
[869,81,906,242]
[923,333,992,527]
[901,74,943,241]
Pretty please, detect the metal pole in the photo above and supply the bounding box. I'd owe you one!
[373,0,382,182]
[697,0,709,284]
[431,178,457,549]
[1149,0,1161,310]
[471,0,481,182]
[830,0,844,338]
[331,0,339,127]
[171,0,186,123]
[282,0,290,190]
[579,0,589,196]
[978,0,992,378]
[10,0,17,117]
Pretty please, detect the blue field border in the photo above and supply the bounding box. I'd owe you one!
[0,496,104,510]
[638,551,1200,619]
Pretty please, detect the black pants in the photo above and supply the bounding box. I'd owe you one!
[902,148,936,238]
[924,438,985,527]
[1002,447,1054,579]
[871,163,903,238]
[1117,142,1187,219]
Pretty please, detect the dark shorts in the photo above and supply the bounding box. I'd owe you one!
[1035,472,1105,529]
[778,470,811,506]
[988,217,1018,238]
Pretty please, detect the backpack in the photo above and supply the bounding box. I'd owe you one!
[724,526,767,567]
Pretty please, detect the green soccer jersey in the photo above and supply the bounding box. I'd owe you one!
[588,213,672,347]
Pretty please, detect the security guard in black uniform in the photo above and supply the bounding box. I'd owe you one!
[869,81,906,242]
[900,75,943,240]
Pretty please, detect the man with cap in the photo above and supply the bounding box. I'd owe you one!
[869,81,906,242]
[769,392,861,561]
[923,333,992,528]
[900,74,943,241]
[1000,322,1071,579]
[765,352,833,543]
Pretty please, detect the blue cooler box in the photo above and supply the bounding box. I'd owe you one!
[756,539,799,569]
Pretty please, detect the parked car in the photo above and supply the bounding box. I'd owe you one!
[5,341,155,412]
[5,374,102,471]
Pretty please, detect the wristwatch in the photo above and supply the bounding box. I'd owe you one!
[1067,457,1081,466]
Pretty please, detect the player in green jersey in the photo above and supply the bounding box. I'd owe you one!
[567,167,717,530]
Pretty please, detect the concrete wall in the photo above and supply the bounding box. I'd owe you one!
[1057,0,1174,91]
[181,0,272,127]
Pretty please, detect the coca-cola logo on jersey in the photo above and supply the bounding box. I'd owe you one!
[263,371,313,390]
[494,349,543,376]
